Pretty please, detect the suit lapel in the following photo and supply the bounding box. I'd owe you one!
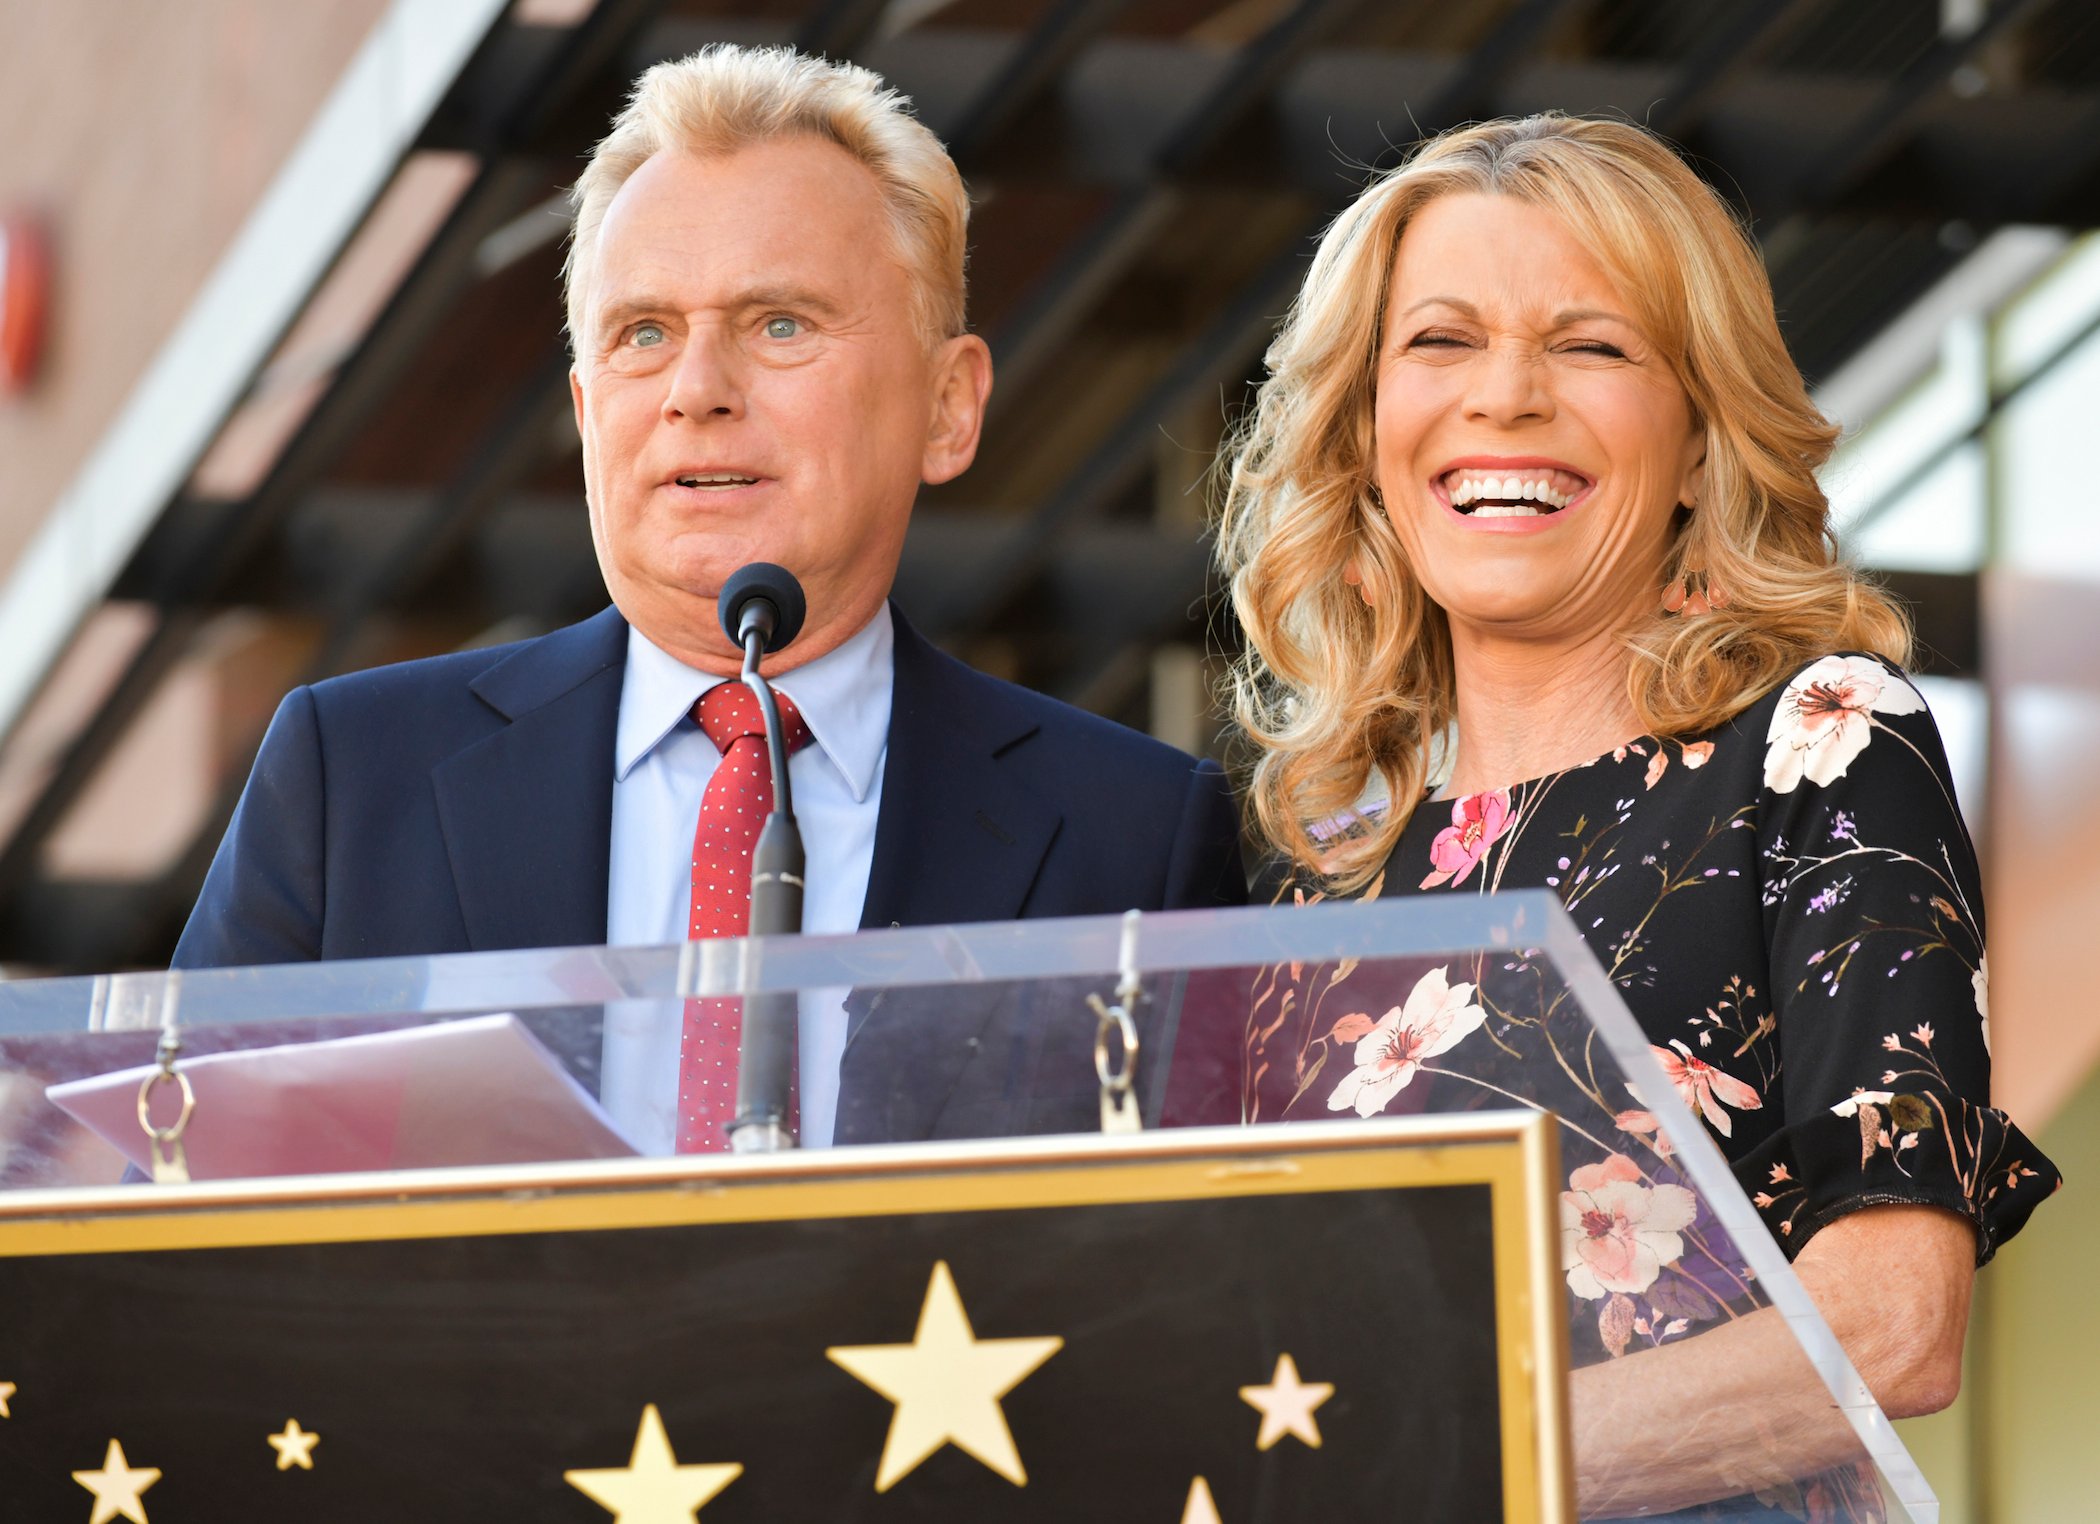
[857,608,1061,933]
[431,607,628,952]
[844,610,1062,1137]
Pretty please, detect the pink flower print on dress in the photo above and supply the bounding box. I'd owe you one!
[1651,1040,1763,1137]
[1762,654,1924,793]
[1613,1108,1675,1159]
[1325,966,1485,1118]
[1973,952,1990,1056]
[1419,788,1513,889]
[1560,1152,1698,1299]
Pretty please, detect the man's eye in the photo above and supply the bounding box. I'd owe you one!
[764,316,803,340]
[630,322,666,348]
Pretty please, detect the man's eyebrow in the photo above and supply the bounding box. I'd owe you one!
[734,283,848,319]
[589,295,674,336]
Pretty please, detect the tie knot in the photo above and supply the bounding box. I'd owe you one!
[696,681,811,757]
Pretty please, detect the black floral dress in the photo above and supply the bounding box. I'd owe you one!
[1243,654,2060,1519]
[1218,663,2049,1519]
[1263,652,2057,1264]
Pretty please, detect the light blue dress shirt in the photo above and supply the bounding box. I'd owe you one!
[599,607,892,1151]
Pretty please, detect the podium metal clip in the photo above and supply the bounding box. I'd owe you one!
[1087,910,1144,1136]
[136,1029,195,1185]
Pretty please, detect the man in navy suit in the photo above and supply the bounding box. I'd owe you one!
[174,45,1245,1149]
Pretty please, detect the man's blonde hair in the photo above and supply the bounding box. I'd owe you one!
[1216,114,1911,891]
[564,44,970,348]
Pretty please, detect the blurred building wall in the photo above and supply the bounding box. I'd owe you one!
[1835,232,2100,1523]
[0,0,394,897]
[0,0,392,578]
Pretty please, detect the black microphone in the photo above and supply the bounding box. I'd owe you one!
[718,563,808,1154]
[717,561,806,658]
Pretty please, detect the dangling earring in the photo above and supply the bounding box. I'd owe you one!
[1662,567,1730,617]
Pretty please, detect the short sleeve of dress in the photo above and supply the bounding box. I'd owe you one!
[1748,654,2059,1264]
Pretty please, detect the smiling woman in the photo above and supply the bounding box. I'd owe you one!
[1215,115,2059,1520]
[1218,116,1908,885]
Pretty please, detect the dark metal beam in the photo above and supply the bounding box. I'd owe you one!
[939,0,1131,163]
[1645,0,1826,143]
[796,0,891,60]
[982,0,1372,406]
[1784,0,2059,222]
[929,234,1307,641]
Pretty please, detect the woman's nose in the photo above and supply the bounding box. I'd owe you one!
[1463,342,1553,426]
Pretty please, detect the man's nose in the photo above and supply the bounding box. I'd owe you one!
[1463,342,1553,427]
[663,330,745,422]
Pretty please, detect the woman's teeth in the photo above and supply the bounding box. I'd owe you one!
[1445,468,1587,514]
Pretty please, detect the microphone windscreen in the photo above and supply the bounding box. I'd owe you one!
[717,562,807,654]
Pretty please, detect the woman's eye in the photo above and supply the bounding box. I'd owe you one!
[1409,332,1466,348]
[764,316,803,340]
[1566,340,1627,358]
[631,322,666,348]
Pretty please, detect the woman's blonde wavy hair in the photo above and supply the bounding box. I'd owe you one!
[1217,113,1910,892]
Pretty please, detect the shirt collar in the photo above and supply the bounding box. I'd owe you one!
[615,605,893,803]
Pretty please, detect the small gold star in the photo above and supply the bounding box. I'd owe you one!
[564,1404,742,1522]
[1182,1474,1224,1523]
[71,1438,161,1524]
[1238,1352,1333,1450]
[267,1419,319,1471]
[0,1380,13,1417]
[827,1259,1064,1491]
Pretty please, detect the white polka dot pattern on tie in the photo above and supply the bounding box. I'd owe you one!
[676,683,812,1153]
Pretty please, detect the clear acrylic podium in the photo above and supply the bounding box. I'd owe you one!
[0,894,1934,1522]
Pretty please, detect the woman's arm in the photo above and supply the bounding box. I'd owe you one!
[1571,1203,1973,1517]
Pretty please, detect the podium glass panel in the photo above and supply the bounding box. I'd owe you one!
[0,894,1935,1522]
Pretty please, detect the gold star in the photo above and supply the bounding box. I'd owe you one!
[1182,1474,1224,1523]
[71,1438,161,1524]
[267,1419,319,1471]
[564,1404,741,1522]
[1239,1353,1333,1450]
[0,1380,13,1417]
[827,1259,1064,1491]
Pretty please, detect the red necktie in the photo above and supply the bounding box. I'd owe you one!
[677,681,812,1153]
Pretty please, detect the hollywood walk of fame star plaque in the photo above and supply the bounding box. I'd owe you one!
[0,1116,1568,1521]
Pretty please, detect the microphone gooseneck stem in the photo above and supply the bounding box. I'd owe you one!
[742,627,795,820]
[728,622,805,1153]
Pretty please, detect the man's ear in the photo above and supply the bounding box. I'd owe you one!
[922,334,994,486]
[570,365,589,458]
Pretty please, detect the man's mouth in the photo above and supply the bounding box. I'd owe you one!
[673,472,761,490]
[1439,466,1591,519]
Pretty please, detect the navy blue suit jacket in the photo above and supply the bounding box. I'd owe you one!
[172,606,1247,1136]
[175,604,1245,964]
